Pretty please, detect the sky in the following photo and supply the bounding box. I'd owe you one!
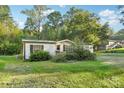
[9,5,124,32]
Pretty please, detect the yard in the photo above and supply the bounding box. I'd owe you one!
[0,54,124,88]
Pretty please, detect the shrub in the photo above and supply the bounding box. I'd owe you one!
[18,54,23,60]
[65,46,96,61]
[0,42,21,55]
[72,48,96,60]
[52,47,96,62]
[52,53,67,63]
[30,51,51,61]
[65,53,77,60]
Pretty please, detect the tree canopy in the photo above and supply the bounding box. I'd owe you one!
[0,5,22,55]
[21,5,49,39]
[40,7,112,47]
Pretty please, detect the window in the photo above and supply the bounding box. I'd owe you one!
[63,45,66,51]
[56,45,60,51]
[30,45,44,53]
[90,46,93,49]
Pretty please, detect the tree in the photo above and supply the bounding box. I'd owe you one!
[63,7,82,23]
[116,29,124,35]
[0,5,21,43]
[64,8,101,45]
[98,23,113,45]
[41,11,63,40]
[21,5,48,39]
[0,5,11,22]
[41,7,112,48]
[29,6,112,52]
[0,5,22,55]
[118,5,124,25]
[110,29,124,40]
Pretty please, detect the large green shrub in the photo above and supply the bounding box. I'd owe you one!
[65,53,77,60]
[0,42,21,55]
[67,48,96,61]
[52,53,67,63]
[30,51,51,61]
[52,47,96,62]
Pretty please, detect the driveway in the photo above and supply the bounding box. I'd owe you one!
[97,53,124,65]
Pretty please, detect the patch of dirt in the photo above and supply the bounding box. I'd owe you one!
[4,64,32,73]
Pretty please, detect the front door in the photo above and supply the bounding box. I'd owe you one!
[56,45,60,54]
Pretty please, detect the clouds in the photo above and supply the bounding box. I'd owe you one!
[43,9,55,16]
[18,21,24,28]
[15,9,55,29]
[59,5,65,8]
[15,20,25,29]
[99,9,120,26]
[99,9,115,17]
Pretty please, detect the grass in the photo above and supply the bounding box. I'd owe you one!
[0,55,124,87]
[99,48,124,53]
[112,48,124,50]
[97,53,124,57]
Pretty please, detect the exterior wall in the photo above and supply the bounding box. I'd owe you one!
[106,41,116,49]
[83,45,93,53]
[106,40,124,49]
[56,42,93,53]
[108,41,115,46]
[23,40,94,60]
[56,42,72,52]
[25,43,30,59]
[44,43,56,55]
[24,43,56,59]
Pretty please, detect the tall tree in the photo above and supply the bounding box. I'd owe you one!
[42,11,63,40]
[0,5,22,55]
[0,5,11,22]
[118,5,124,25]
[21,5,48,39]
[64,7,101,44]
[0,5,22,43]
[98,23,112,45]
[39,6,112,51]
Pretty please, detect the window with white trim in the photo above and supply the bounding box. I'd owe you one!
[30,45,44,53]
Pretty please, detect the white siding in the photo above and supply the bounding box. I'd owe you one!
[23,40,94,60]
[106,41,116,49]
[43,43,56,55]
[56,42,72,52]
[25,43,30,59]
[84,45,93,53]
[109,41,115,45]
[24,43,56,59]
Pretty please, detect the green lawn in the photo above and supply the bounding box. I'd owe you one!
[98,53,124,57]
[0,55,124,88]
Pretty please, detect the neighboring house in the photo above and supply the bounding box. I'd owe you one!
[22,39,93,60]
[106,40,124,49]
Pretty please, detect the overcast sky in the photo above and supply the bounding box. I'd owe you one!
[10,5,124,32]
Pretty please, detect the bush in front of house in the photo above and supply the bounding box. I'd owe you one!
[65,53,77,60]
[51,53,67,63]
[30,51,51,61]
[68,48,96,61]
[52,48,96,63]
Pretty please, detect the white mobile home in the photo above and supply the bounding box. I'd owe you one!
[106,40,124,49]
[22,39,93,60]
